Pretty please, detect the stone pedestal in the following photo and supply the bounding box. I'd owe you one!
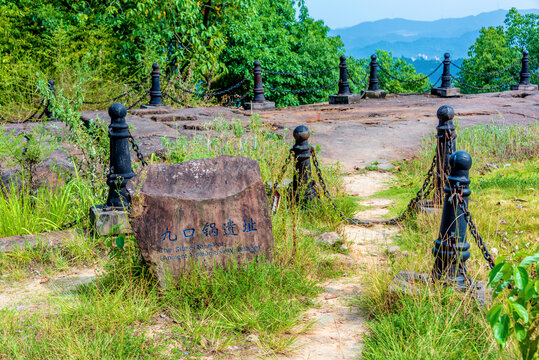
[365,90,387,99]
[89,205,132,236]
[128,155,274,281]
[329,94,362,104]
[244,101,275,110]
[431,87,460,97]
[141,104,172,110]
[510,84,538,91]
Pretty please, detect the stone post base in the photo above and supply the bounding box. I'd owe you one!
[431,87,460,97]
[244,101,276,110]
[510,84,538,91]
[329,94,362,104]
[365,89,387,99]
[89,205,132,236]
[141,104,172,109]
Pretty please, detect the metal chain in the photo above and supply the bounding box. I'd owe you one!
[174,78,247,97]
[378,62,442,83]
[262,66,339,76]
[127,130,148,166]
[82,75,150,105]
[266,80,339,94]
[126,90,150,110]
[456,189,496,270]
[450,75,515,91]
[311,148,437,226]
[380,75,442,95]
[450,61,520,77]
[346,69,369,87]
[310,147,374,225]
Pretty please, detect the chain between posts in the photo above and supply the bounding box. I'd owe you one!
[450,61,520,77]
[450,75,516,91]
[311,148,437,226]
[346,69,369,87]
[174,78,247,97]
[266,80,339,94]
[82,75,151,105]
[456,191,496,270]
[378,62,442,83]
[262,66,339,76]
[127,130,148,167]
[224,87,254,107]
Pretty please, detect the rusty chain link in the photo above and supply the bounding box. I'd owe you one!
[127,130,148,167]
[456,193,496,270]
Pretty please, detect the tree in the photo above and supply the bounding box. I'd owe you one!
[457,26,520,94]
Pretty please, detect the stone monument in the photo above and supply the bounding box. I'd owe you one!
[128,155,274,281]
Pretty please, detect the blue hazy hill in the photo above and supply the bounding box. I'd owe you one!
[330,9,539,60]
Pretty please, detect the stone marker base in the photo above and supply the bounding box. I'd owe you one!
[90,205,132,236]
[365,89,387,99]
[390,270,490,305]
[510,84,538,91]
[141,104,172,110]
[417,200,442,214]
[431,87,460,97]
[243,101,276,110]
[328,94,362,104]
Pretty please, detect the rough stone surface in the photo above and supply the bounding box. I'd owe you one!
[328,94,362,104]
[365,89,386,98]
[128,155,274,280]
[317,232,341,246]
[431,87,461,97]
[89,205,132,236]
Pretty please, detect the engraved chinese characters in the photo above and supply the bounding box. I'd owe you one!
[128,155,274,281]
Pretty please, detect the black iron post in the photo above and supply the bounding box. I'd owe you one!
[434,105,457,206]
[252,60,266,103]
[291,125,317,202]
[440,53,452,89]
[432,151,472,290]
[518,50,531,86]
[106,103,136,208]
[368,55,380,91]
[148,63,163,106]
[44,79,56,119]
[338,55,352,95]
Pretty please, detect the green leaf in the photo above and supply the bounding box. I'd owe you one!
[493,314,510,346]
[515,322,527,342]
[489,262,508,286]
[487,304,503,327]
[512,302,530,323]
[115,235,125,250]
[535,279,539,294]
[515,266,530,291]
[519,254,539,268]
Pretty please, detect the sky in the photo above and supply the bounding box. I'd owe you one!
[304,0,539,29]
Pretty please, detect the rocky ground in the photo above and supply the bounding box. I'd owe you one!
[1,90,537,358]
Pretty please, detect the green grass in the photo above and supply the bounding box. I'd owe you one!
[0,114,354,358]
[356,121,539,360]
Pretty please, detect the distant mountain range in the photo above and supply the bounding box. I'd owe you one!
[329,9,539,60]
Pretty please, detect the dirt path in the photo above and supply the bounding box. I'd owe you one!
[267,172,399,360]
